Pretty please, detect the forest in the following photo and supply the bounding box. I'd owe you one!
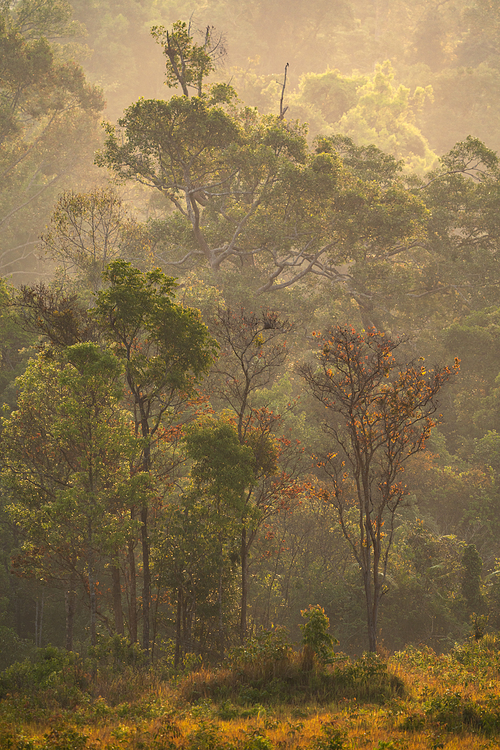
[2,0,500,748]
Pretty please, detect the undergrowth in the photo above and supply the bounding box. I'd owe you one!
[1,633,500,748]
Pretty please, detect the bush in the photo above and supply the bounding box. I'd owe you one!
[300,605,338,669]
[0,646,88,705]
[229,627,295,681]
[312,722,346,750]
[88,634,148,674]
[180,647,404,706]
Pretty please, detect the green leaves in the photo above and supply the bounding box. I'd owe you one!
[94,261,217,395]
[184,420,257,504]
[151,21,224,97]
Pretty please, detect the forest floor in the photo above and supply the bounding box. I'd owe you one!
[1,637,500,749]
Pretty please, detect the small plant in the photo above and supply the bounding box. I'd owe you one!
[312,721,346,750]
[300,605,338,670]
[186,720,227,750]
[40,727,90,750]
[243,730,274,750]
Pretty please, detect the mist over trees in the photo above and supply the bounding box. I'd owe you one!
[2,0,500,662]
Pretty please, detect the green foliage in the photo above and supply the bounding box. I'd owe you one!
[300,605,338,667]
[312,722,346,750]
[185,420,256,502]
[88,635,148,674]
[461,544,485,615]
[0,646,88,705]
[0,5,104,277]
[243,731,273,750]
[186,720,228,750]
[182,646,404,706]
[151,20,225,97]
[229,627,294,681]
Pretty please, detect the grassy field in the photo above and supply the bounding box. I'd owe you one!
[1,636,500,749]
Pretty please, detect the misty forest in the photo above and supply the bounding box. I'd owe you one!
[4,0,500,748]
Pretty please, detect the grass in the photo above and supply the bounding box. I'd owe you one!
[2,636,500,748]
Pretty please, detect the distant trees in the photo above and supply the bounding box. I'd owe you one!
[301,326,459,651]
[0,0,104,278]
[41,189,149,293]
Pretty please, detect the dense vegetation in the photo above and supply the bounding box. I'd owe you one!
[3,0,500,746]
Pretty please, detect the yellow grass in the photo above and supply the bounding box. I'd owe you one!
[3,640,500,749]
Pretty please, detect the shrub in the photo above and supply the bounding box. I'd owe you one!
[0,646,88,705]
[229,627,295,681]
[300,605,338,670]
[312,722,346,750]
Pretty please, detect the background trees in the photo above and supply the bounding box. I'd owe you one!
[3,3,500,658]
[0,0,104,279]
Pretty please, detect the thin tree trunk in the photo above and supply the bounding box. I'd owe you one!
[128,538,138,642]
[111,564,124,635]
[88,521,97,648]
[218,533,224,660]
[141,504,150,653]
[65,579,76,651]
[35,593,44,648]
[240,528,248,644]
[175,587,182,669]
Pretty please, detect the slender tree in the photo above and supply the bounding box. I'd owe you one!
[92,261,217,652]
[208,307,303,641]
[301,325,459,651]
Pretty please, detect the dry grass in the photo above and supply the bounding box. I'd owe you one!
[2,639,500,748]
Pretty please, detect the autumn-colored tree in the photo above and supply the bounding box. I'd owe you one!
[301,325,459,651]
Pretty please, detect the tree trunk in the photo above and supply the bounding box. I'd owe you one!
[141,503,150,653]
[240,528,249,644]
[88,518,97,647]
[111,564,124,635]
[65,579,76,651]
[35,593,44,648]
[175,587,182,669]
[128,538,138,642]
[218,533,224,660]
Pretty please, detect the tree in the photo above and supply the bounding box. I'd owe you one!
[0,1,104,277]
[182,419,257,659]
[92,261,218,652]
[96,22,433,332]
[41,188,150,293]
[151,20,226,98]
[207,306,304,641]
[1,343,142,649]
[301,325,459,651]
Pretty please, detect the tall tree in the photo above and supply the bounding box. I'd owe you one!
[208,306,304,641]
[1,343,142,648]
[301,325,459,651]
[183,419,256,659]
[92,261,217,652]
